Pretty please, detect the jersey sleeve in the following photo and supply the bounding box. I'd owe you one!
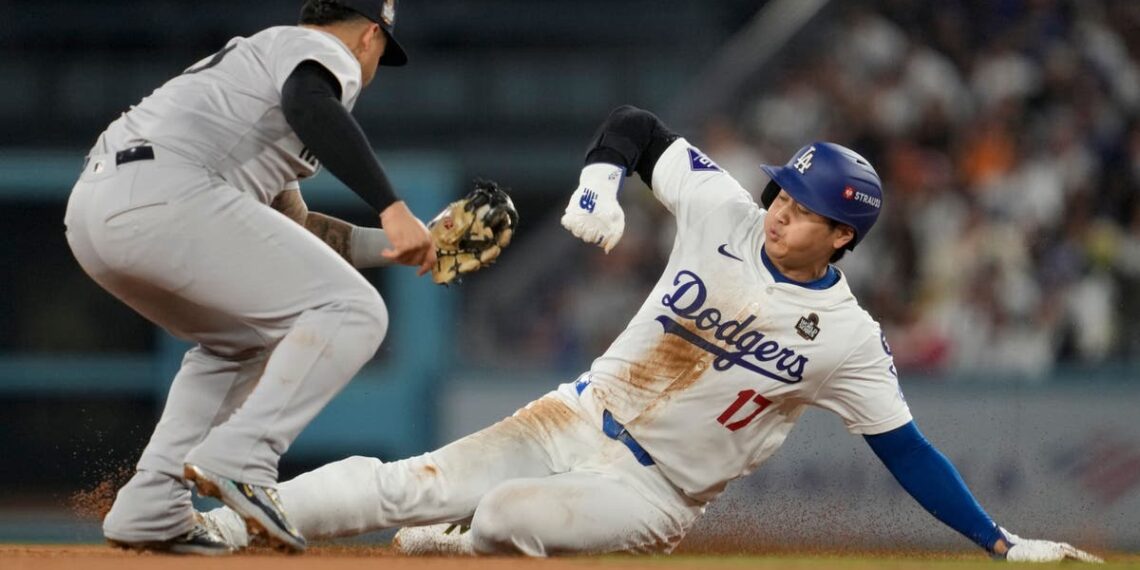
[651,138,759,234]
[269,29,363,108]
[812,321,912,435]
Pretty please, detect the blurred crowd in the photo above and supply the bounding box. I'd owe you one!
[472,0,1140,379]
[764,0,1140,377]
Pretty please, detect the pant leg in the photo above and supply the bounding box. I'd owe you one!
[468,381,705,556]
[273,389,601,540]
[102,347,266,541]
[470,471,695,557]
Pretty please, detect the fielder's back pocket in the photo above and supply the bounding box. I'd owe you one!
[101,160,170,224]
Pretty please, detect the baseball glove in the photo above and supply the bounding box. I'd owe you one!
[427,179,518,285]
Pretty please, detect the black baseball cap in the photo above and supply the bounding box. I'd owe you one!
[337,0,409,66]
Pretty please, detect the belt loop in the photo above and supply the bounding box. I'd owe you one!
[574,373,592,395]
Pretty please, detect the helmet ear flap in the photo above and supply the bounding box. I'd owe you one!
[760,180,781,209]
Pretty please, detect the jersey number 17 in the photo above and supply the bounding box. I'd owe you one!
[716,390,773,432]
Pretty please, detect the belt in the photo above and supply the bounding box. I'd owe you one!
[83,145,155,171]
[115,145,155,165]
[602,410,655,466]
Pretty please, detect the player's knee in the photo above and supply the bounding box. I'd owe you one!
[469,483,550,557]
[360,293,389,339]
[339,454,383,473]
[345,290,388,348]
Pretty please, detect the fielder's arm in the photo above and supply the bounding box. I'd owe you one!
[271,189,393,269]
[281,60,435,276]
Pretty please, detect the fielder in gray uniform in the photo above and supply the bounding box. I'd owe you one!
[64,0,424,555]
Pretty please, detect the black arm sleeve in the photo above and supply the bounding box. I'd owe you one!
[281,60,399,213]
[584,105,680,184]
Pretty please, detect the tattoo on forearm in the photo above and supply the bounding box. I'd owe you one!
[304,213,354,264]
[270,190,308,224]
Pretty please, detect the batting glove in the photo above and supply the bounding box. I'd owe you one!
[561,163,625,253]
[998,527,1103,563]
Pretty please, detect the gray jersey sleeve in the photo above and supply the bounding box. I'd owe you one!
[269,28,363,108]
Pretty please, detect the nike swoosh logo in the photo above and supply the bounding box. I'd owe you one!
[717,244,743,262]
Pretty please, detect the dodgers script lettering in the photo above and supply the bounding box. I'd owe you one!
[659,270,808,383]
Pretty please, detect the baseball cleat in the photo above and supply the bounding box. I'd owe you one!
[197,507,251,550]
[107,515,235,556]
[393,523,475,556]
[183,463,306,553]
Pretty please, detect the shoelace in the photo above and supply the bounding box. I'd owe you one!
[184,525,218,543]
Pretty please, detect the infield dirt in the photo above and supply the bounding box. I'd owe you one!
[3,545,1139,570]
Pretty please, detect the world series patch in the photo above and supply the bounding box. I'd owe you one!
[795,313,821,341]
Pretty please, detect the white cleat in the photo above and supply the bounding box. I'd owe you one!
[393,523,476,556]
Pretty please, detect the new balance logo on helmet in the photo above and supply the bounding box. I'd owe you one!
[579,189,598,213]
[793,146,816,174]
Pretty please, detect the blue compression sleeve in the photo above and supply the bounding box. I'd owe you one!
[864,421,1003,552]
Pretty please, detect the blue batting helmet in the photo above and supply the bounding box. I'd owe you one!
[759,142,883,250]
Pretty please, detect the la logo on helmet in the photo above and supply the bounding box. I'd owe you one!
[793,146,816,174]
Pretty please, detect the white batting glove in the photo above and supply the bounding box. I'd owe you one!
[999,527,1103,563]
[561,163,625,253]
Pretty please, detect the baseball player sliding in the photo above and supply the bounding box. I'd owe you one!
[200,106,1101,562]
[65,0,446,556]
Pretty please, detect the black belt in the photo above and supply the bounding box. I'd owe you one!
[82,145,156,172]
[115,145,155,166]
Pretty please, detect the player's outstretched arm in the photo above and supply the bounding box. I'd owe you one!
[270,184,517,282]
[864,421,1102,563]
[561,105,679,252]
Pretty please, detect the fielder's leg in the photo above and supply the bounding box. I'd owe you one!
[102,346,265,543]
[163,186,388,552]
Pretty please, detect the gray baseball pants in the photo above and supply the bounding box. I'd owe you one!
[64,145,388,543]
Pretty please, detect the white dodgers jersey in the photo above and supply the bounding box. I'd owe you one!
[96,26,364,204]
[586,139,911,501]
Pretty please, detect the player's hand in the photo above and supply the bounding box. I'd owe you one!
[379,201,436,276]
[998,528,1103,563]
[560,163,625,253]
